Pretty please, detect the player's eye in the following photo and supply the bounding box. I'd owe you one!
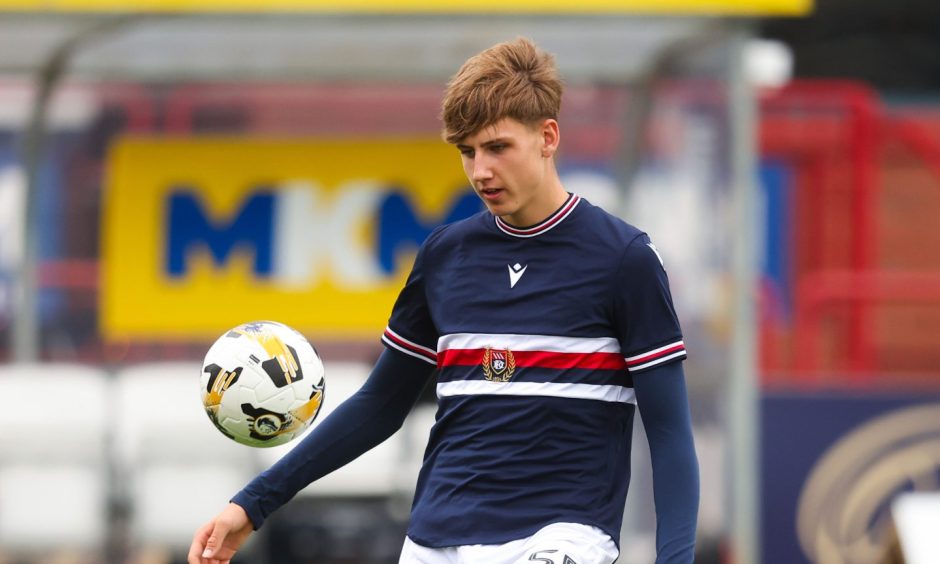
[489,143,506,153]
[459,148,474,158]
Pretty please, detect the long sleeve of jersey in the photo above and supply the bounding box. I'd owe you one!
[633,361,700,563]
[231,348,435,529]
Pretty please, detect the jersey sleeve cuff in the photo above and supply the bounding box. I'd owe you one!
[230,490,265,530]
[381,326,438,365]
[624,340,687,373]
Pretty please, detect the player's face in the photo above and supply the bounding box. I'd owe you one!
[456,117,565,227]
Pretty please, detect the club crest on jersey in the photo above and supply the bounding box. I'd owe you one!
[482,347,515,382]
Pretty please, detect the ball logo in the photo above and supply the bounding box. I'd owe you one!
[241,404,289,440]
[238,383,324,442]
[482,347,515,383]
[796,403,940,563]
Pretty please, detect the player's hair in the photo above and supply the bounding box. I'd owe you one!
[441,37,563,144]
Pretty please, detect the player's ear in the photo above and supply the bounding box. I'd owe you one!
[539,118,560,158]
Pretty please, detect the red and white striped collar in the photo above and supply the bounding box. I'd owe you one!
[494,193,581,238]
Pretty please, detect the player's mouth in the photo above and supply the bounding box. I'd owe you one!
[479,187,505,201]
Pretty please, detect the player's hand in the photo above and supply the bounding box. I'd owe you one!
[187,502,253,564]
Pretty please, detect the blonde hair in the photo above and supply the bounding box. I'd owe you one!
[441,37,563,144]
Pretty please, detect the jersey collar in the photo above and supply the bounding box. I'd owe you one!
[494,193,581,239]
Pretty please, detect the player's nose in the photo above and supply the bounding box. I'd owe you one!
[471,155,493,182]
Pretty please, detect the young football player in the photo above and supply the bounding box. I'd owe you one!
[190,37,699,564]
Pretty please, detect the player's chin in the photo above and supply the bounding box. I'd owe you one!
[479,198,513,216]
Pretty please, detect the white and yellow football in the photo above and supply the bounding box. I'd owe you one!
[200,320,325,447]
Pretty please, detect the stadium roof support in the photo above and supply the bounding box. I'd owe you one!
[0,14,721,82]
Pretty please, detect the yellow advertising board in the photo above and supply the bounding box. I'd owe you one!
[0,0,812,15]
[101,137,475,340]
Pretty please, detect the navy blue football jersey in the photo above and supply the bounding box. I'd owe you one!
[381,193,687,548]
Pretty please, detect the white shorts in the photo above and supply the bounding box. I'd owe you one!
[399,522,619,564]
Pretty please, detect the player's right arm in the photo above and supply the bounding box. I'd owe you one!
[188,348,435,563]
[191,228,443,563]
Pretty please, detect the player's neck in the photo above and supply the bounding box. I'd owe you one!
[501,179,569,228]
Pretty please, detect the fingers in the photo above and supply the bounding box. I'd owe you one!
[187,519,233,564]
[187,521,213,564]
[203,518,233,561]
[189,503,251,564]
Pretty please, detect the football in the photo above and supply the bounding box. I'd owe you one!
[200,320,326,447]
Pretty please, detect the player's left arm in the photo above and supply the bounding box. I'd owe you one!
[613,233,699,563]
[633,361,700,564]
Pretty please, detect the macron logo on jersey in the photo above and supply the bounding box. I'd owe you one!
[508,263,528,288]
